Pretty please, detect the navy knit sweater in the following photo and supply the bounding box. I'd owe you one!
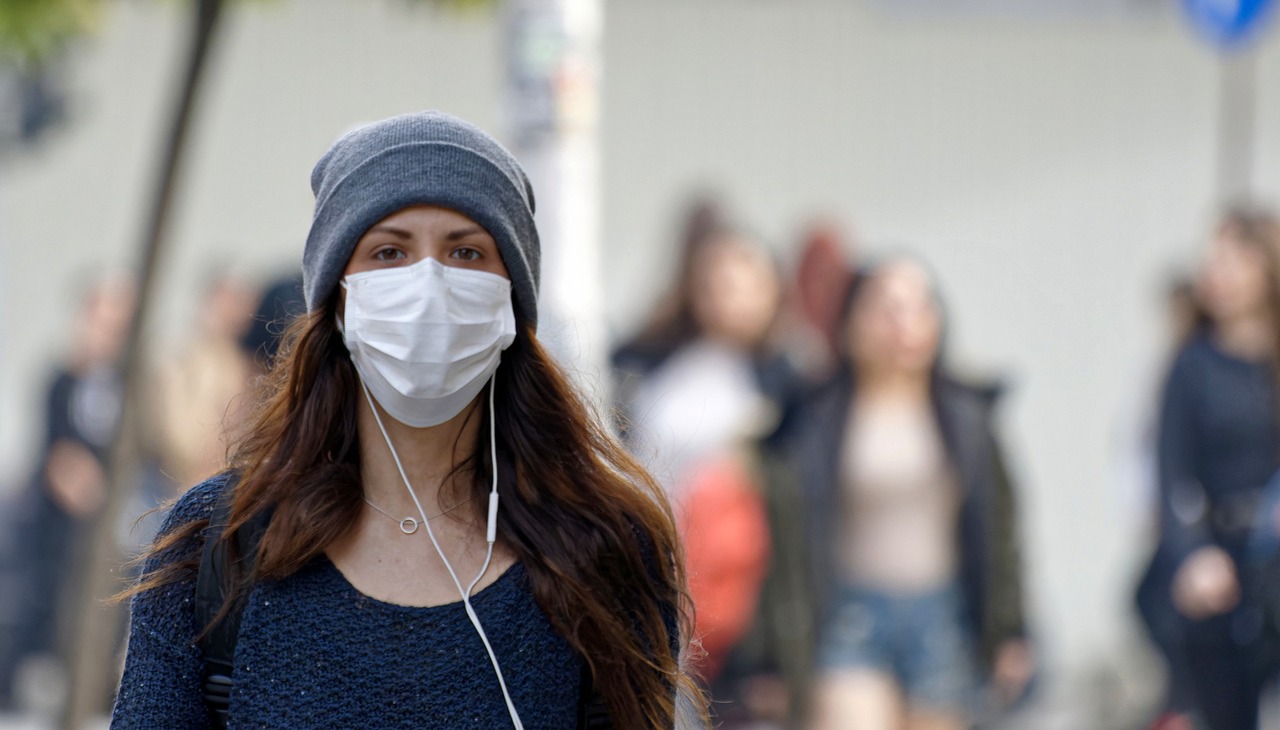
[110,475,583,729]
[1158,334,1280,563]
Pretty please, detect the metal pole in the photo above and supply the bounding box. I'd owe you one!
[1216,48,1257,204]
[505,0,607,403]
[61,1,225,726]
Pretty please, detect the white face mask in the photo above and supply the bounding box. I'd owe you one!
[341,257,517,427]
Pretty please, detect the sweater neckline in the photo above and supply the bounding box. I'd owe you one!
[1201,333,1273,370]
[317,554,524,613]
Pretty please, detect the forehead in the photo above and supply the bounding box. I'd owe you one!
[1213,229,1264,256]
[696,234,772,272]
[867,260,933,300]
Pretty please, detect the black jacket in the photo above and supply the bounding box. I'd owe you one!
[750,371,1026,721]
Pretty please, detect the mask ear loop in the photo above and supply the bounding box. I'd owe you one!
[358,371,523,730]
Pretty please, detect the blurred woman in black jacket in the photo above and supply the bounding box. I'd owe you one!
[771,258,1031,730]
[1153,207,1280,730]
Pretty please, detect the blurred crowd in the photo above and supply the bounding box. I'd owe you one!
[610,198,1280,730]
[612,199,1031,730]
[4,197,1280,730]
[0,269,304,717]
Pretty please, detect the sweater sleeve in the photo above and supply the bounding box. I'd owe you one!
[110,475,228,729]
[1156,349,1213,564]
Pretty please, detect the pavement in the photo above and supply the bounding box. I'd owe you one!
[0,716,107,730]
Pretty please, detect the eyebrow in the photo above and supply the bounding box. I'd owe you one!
[366,224,412,238]
[446,226,488,242]
[364,224,490,242]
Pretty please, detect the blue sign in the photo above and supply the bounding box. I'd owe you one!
[1183,0,1278,48]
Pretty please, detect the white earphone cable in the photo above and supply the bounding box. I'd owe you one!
[359,373,523,729]
[468,372,501,596]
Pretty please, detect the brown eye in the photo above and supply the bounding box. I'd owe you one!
[373,247,406,262]
[451,247,482,262]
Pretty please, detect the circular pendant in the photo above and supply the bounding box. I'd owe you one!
[399,517,420,535]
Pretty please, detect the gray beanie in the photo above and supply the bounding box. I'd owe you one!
[302,111,540,327]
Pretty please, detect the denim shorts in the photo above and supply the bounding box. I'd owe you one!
[816,583,978,712]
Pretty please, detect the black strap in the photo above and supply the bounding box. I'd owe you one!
[194,476,268,730]
[578,662,613,729]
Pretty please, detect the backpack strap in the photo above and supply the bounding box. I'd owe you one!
[577,662,612,729]
[194,476,270,729]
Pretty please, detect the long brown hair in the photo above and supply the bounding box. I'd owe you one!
[131,295,706,728]
[1215,206,1280,396]
[618,196,726,359]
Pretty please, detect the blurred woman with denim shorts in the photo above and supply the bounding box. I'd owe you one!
[779,257,1033,730]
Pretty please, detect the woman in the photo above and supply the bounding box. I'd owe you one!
[613,223,803,724]
[154,272,257,490]
[1,275,134,708]
[111,112,701,729]
[1156,208,1280,730]
[609,195,727,388]
[784,258,1032,730]
[619,227,798,495]
[1133,273,1210,730]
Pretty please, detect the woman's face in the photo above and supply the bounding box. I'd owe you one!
[689,235,781,349]
[343,205,509,280]
[846,260,941,377]
[76,276,136,368]
[1198,230,1271,324]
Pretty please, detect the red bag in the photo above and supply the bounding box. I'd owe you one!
[677,453,771,681]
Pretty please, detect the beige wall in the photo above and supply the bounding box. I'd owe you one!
[3,0,1279,702]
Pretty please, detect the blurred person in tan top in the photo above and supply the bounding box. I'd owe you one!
[774,258,1032,730]
[837,367,960,595]
[154,273,257,490]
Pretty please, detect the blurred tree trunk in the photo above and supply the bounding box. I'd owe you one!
[61,0,226,726]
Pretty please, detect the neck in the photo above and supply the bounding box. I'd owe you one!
[356,389,483,520]
[1215,309,1275,361]
[854,366,932,402]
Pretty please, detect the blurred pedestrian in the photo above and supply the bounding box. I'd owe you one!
[154,271,257,490]
[0,274,134,708]
[615,225,807,497]
[612,210,848,728]
[1133,273,1210,730]
[111,111,705,729]
[611,195,727,430]
[789,217,856,375]
[780,258,1033,730]
[1154,206,1280,730]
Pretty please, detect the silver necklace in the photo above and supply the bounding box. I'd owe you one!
[363,494,474,535]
